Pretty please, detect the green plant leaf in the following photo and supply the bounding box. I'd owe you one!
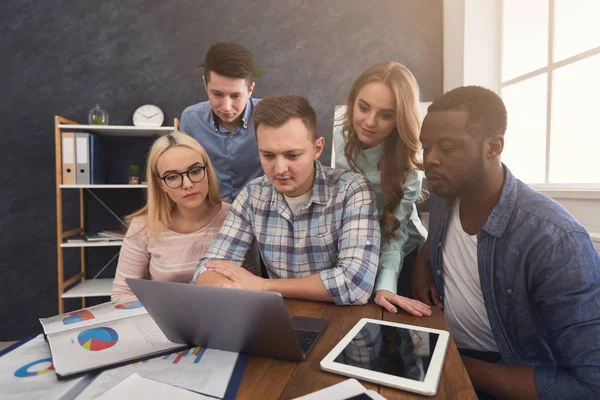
[128,164,140,176]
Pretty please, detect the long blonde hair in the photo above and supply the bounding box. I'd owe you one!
[127,132,222,240]
[341,62,423,239]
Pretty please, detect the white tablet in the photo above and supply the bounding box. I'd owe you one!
[320,318,450,397]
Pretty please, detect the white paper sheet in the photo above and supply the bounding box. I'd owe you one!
[97,373,213,399]
[76,346,239,399]
[40,300,148,335]
[48,314,184,377]
[0,335,93,400]
[293,378,386,400]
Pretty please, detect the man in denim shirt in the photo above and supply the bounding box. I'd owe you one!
[180,42,263,201]
[412,86,600,399]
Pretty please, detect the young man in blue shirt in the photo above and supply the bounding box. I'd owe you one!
[180,42,262,201]
[412,86,600,399]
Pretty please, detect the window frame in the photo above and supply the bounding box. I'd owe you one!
[499,0,600,190]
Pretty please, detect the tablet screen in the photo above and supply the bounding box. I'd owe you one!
[333,322,439,382]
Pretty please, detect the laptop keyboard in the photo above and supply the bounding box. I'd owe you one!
[294,329,320,357]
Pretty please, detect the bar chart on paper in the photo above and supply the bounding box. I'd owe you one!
[134,347,207,365]
[76,346,239,399]
[162,347,207,364]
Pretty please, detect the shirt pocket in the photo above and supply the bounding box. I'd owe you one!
[305,232,337,268]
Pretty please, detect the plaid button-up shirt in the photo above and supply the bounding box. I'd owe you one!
[192,161,381,305]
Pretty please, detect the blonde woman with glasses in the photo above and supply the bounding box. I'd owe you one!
[112,131,257,301]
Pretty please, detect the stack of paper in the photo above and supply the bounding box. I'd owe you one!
[97,373,212,399]
[293,378,386,400]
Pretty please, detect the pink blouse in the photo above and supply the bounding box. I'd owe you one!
[111,203,242,301]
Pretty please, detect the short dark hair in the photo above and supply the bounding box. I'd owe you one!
[204,42,254,83]
[428,86,507,137]
[253,95,319,141]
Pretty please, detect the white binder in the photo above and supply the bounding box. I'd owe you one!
[61,132,76,184]
[75,133,90,185]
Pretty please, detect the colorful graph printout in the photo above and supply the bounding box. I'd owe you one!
[114,300,143,310]
[14,358,55,378]
[77,327,119,351]
[62,309,95,325]
[161,347,206,364]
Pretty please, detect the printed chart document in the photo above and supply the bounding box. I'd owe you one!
[39,300,185,378]
[96,373,213,400]
[40,300,148,335]
[0,334,93,400]
[77,346,240,399]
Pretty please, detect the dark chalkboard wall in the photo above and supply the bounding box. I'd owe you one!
[0,0,442,339]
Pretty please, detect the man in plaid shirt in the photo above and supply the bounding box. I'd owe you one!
[192,95,381,305]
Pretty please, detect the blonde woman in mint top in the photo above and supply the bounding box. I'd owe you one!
[111,132,258,301]
[334,62,430,316]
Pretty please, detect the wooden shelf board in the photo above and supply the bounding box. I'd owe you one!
[58,124,174,137]
[61,241,123,248]
[62,279,113,298]
[60,184,147,189]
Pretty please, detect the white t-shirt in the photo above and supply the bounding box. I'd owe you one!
[442,201,498,352]
[283,191,312,216]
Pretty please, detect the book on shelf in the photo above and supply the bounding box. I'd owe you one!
[83,232,123,242]
[38,300,186,379]
[98,230,126,239]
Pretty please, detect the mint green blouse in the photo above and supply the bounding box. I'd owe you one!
[333,128,428,294]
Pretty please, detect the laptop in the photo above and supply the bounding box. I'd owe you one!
[125,278,328,361]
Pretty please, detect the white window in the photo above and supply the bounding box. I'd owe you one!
[500,0,600,187]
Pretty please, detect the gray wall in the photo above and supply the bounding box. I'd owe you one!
[0,0,442,339]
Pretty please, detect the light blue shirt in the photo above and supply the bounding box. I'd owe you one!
[334,128,427,294]
[179,98,263,201]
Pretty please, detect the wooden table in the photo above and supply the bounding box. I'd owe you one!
[236,300,476,399]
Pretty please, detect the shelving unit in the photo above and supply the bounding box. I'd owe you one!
[54,116,180,313]
[60,184,147,189]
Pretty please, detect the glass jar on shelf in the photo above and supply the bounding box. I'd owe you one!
[88,104,109,125]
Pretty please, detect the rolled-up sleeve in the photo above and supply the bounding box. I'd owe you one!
[191,188,255,283]
[320,178,381,305]
[532,232,600,400]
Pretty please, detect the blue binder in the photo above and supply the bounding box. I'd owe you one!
[89,134,106,184]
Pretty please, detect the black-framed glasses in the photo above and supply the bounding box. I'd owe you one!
[160,165,207,189]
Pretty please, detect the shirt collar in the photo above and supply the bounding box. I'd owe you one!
[270,160,329,209]
[360,142,383,165]
[309,161,330,206]
[481,164,518,238]
[210,97,253,132]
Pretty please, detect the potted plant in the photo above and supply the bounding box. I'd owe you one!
[128,164,140,184]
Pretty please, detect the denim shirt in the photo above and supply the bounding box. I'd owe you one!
[179,97,263,201]
[428,165,600,400]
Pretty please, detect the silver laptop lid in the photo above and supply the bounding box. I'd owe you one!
[126,279,314,361]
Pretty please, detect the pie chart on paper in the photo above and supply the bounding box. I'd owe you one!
[115,300,143,310]
[62,309,95,325]
[77,327,119,351]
